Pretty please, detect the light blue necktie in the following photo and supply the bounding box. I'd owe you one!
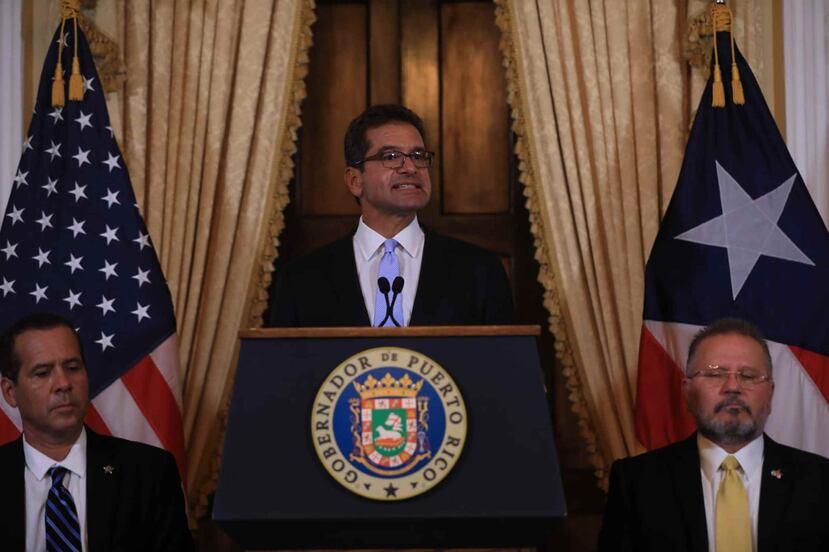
[373,239,404,326]
[46,466,82,552]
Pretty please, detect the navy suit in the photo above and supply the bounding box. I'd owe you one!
[0,428,193,551]
[598,434,829,551]
[270,230,513,326]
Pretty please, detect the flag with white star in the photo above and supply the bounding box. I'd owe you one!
[0,21,186,478]
[635,31,829,457]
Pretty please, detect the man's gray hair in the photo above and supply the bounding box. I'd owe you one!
[685,317,772,376]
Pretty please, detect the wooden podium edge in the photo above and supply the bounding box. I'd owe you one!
[238,325,541,338]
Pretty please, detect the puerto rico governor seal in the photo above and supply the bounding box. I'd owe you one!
[311,347,468,500]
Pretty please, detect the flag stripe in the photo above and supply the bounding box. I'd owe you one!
[83,403,111,436]
[0,409,20,443]
[91,377,163,449]
[635,325,695,450]
[149,334,183,410]
[121,353,187,480]
[765,343,829,457]
[789,345,829,405]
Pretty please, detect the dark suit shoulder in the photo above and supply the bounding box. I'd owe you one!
[91,432,169,454]
[412,230,513,325]
[89,430,174,459]
[425,231,502,260]
[0,436,23,458]
[85,430,192,551]
[268,233,366,327]
[610,436,697,474]
[599,436,703,552]
[765,436,829,469]
[281,234,353,274]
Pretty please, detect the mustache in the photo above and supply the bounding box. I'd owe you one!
[49,398,80,410]
[715,397,752,415]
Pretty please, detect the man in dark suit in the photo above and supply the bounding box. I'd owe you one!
[0,312,193,551]
[598,318,829,551]
[270,104,513,327]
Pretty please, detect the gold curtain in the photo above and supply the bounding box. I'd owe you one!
[109,0,315,514]
[496,0,760,481]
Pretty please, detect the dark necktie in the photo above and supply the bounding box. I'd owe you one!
[46,466,82,552]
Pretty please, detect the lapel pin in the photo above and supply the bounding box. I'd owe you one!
[103,465,115,475]
[770,469,782,479]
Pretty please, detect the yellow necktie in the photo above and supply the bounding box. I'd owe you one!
[716,455,752,552]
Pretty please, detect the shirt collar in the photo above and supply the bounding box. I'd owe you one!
[354,217,424,261]
[698,432,764,481]
[23,427,87,481]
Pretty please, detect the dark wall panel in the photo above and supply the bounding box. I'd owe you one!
[440,3,510,215]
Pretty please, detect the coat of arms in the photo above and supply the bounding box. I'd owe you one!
[311,347,467,500]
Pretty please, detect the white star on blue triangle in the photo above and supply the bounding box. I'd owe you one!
[675,161,814,299]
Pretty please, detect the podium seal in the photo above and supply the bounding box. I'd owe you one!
[311,347,468,500]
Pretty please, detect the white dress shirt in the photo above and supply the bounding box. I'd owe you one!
[353,217,425,326]
[24,428,88,552]
[698,433,764,552]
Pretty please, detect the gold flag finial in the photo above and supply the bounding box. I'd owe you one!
[709,2,744,107]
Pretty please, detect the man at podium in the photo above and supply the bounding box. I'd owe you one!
[270,104,513,327]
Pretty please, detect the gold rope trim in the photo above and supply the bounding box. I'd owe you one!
[187,0,317,523]
[493,0,608,490]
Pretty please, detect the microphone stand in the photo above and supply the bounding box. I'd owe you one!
[377,276,404,327]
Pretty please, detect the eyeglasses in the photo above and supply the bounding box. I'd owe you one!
[355,149,435,169]
[687,365,772,387]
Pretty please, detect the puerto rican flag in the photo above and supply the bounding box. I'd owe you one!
[635,32,829,457]
[0,21,186,480]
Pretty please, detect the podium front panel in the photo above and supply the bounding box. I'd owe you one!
[214,332,566,548]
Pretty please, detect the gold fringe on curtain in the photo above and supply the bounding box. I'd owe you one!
[493,1,608,488]
[189,0,317,523]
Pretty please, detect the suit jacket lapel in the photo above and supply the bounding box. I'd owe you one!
[86,429,118,551]
[757,435,793,551]
[410,232,446,326]
[0,438,26,552]
[330,233,371,326]
[670,434,709,552]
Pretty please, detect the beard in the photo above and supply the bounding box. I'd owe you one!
[693,397,767,446]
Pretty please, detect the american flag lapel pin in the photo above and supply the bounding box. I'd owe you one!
[770,469,782,479]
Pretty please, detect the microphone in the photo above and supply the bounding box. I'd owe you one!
[377,277,393,326]
[377,276,404,327]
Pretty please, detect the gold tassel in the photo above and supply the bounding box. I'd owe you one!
[712,64,725,108]
[731,63,744,105]
[68,15,83,101]
[52,14,68,108]
[52,62,65,107]
[69,57,83,100]
[710,5,725,108]
[709,1,745,106]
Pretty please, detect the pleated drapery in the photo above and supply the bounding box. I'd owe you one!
[495,0,761,483]
[110,0,315,515]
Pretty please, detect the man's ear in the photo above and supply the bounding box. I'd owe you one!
[1,376,18,408]
[345,166,363,198]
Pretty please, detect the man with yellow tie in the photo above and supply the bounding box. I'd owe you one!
[598,317,829,551]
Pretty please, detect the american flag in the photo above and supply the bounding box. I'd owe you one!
[0,22,186,479]
[634,30,829,457]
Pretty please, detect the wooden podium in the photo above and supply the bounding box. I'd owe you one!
[213,326,566,549]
